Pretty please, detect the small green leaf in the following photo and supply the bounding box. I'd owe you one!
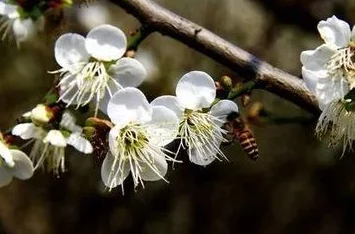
[44,93,58,105]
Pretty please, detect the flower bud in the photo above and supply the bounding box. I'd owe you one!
[31,104,53,125]
[83,126,96,139]
[125,50,136,58]
[219,75,233,90]
[62,0,73,6]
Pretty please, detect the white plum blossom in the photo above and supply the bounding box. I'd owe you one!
[101,87,179,191]
[151,71,239,166]
[12,110,93,175]
[0,1,42,45]
[0,136,33,187]
[301,16,355,152]
[52,24,147,116]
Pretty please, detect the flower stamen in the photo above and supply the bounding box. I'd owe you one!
[53,61,123,116]
[30,140,66,176]
[107,124,173,191]
[178,111,227,162]
[326,46,355,89]
[316,100,355,154]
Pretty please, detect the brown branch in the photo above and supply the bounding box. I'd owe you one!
[109,0,320,115]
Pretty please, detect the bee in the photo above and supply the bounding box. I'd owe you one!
[226,111,259,161]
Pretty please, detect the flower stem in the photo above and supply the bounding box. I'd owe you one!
[126,24,152,51]
[228,80,257,100]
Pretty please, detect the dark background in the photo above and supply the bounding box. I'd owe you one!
[1,0,355,233]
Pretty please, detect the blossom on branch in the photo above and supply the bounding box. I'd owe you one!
[12,107,92,175]
[101,87,179,191]
[301,16,355,152]
[151,71,239,166]
[0,134,33,187]
[0,0,43,45]
[52,24,147,116]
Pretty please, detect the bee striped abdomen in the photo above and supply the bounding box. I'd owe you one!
[235,128,259,161]
[226,112,259,161]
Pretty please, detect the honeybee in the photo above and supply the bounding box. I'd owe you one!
[226,112,259,161]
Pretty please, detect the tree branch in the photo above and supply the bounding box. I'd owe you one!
[109,0,320,115]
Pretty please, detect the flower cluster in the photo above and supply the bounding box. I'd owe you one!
[301,16,355,152]
[0,0,354,195]
[0,23,240,192]
[0,0,72,45]
[12,104,92,175]
[99,71,238,191]
[52,24,147,116]
[0,133,33,187]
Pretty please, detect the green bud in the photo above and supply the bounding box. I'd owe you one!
[83,127,96,139]
[219,76,233,90]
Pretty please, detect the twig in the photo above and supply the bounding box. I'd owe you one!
[109,0,320,116]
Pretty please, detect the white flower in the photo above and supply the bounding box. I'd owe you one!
[101,87,179,191]
[52,24,147,116]
[0,139,33,187]
[12,111,93,175]
[151,71,239,166]
[0,1,41,45]
[301,16,355,152]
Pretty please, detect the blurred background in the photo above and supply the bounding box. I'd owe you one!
[1,0,355,233]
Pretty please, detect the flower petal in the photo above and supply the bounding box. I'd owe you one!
[317,15,351,48]
[0,142,14,167]
[12,18,35,43]
[302,65,348,110]
[176,71,216,110]
[99,80,120,114]
[55,33,90,70]
[43,130,67,147]
[108,125,121,155]
[210,100,239,125]
[60,111,82,133]
[151,95,184,118]
[100,58,148,114]
[140,153,168,181]
[9,150,33,180]
[300,44,336,72]
[85,24,127,61]
[0,2,19,19]
[110,57,147,88]
[302,67,322,95]
[12,123,43,140]
[351,25,355,42]
[107,87,152,125]
[190,149,216,166]
[67,133,93,154]
[189,131,223,166]
[145,106,179,146]
[59,76,90,105]
[315,72,348,110]
[101,152,130,188]
[0,166,12,188]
